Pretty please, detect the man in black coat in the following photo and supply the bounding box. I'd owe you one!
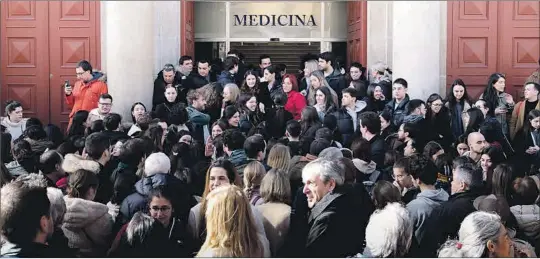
[281,158,369,257]
[152,64,184,110]
[358,112,386,169]
[419,163,484,257]
[319,52,346,102]
[184,60,213,89]
[383,78,410,127]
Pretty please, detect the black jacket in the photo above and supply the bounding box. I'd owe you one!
[419,189,482,257]
[368,134,386,170]
[325,69,347,102]
[185,71,211,89]
[383,94,410,127]
[216,70,235,87]
[153,101,178,125]
[427,107,453,150]
[331,108,355,148]
[1,241,57,258]
[363,97,387,113]
[152,70,185,110]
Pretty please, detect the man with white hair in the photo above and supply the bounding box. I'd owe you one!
[419,163,484,257]
[362,203,413,257]
[282,158,368,257]
[119,152,197,224]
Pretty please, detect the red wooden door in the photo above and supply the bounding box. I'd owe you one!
[446,1,499,98]
[1,1,50,121]
[180,0,194,58]
[498,1,540,98]
[48,1,101,130]
[346,1,367,66]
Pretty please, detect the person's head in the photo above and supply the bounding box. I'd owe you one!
[512,176,540,205]
[448,79,470,103]
[406,99,426,117]
[5,100,23,123]
[423,141,444,162]
[309,138,331,157]
[24,125,47,141]
[119,138,150,167]
[11,139,33,163]
[404,139,422,156]
[315,87,334,108]
[131,102,147,123]
[102,113,121,131]
[222,105,240,128]
[318,147,344,160]
[164,85,178,103]
[392,78,408,100]
[451,163,482,195]
[302,158,343,208]
[222,129,245,154]
[259,54,271,69]
[488,73,506,93]
[480,146,505,175]
[97,93,113,114]
[161,63,176,84]
[467,132,488,155]
[349,62,365,81]
[224,56,239,73]
[179,55,193,73]
[223,83,240,103]
[318,51,335,71]
[309,70,329,89]
[426,94,444,116]
[341,88,358,108]
[123,212,170,257]
[464,108,485,133]
[491,163,513,199]
[372,180,401,209]
[244,134,266,161]
[84,132,111,163]
[266,144,291,172]
[237,93,258,113]
[243,161,265,197]
[67,169,99,200]
[365,203,413,257]
[260,168,291,204]
[200,185,263,257]
[282,74,299,93]
[263,65,277,83]
[0,182,52,244]
[393,157,414,189]
[148,185,175,227]
[39,150,64,178]
[350,137,371,162]
[285,120,301,139]
[438,211,513,258]
[359,111,381,136]
[197,60,210,77]
[203,159,240,197]
[144,152,170,177]
[367,83,384,101]
[303,59,318,78]
[242,70,260,89]
[211,120,227,139]
[187,88,207,110]
[528,109,540,130]
[474,99,491,117]
[408,155,438,187]
[69,110,90,136]
[75,60,93,82]
[300,106,321,125]
[523,82,540,101]
[46,187,66,227]
[379,110,392,131]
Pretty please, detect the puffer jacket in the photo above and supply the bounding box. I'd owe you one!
[61,153,101,174]
[511,204,540,242]
[65,71,108,120]
[217,71,235,87]
[62,196,113,257]
[331,100,367,148]
[325,69,347,102]
[384,94,410,127]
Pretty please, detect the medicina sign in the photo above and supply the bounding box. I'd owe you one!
[233,14,317,27]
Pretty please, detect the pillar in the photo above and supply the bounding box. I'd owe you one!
[367,1,393,69]
[392,1,442,100]
[102,1,154,121]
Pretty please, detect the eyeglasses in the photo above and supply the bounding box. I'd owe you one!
[150,206,171,212]
[76,71,87,76]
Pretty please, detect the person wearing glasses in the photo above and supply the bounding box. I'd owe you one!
[65,60,108,126]
[86,94,113,124]
[153,63,183,111]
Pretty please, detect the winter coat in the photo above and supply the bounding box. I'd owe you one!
[446,100,471,141]
[284,90,307,120]
[5,160,30,177]
[262,81,285,103]
[332,101,367,147]
[1,241,56,258]
[62,196,113,257]
[479,92,514,137]
[185,71,211,89]
[256,202,291,257]
[86,108,106,125]
[216,70,236,87]
[419,189,482,257]
[187,106,210,143]
[362,97,386,113]
[352,158,392,184]
[0,117,27,141]
[427,107,454,149]
[510,100,540,141]
[109,162,138,205]
[152,70,184,110]
[289,154,318,192]
[511,204,540,242]
[65,71,108,120]
[153,101,178,125]
[368,134,386,170]
[25,138,54,157]
[325,69,347,102]
[228,149,248,170]
[406,189,449,243]
[383,94,410,127]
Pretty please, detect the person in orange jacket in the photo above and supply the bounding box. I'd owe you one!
[65,60,108,125]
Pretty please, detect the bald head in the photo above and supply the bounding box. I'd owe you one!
[468,132,487,154]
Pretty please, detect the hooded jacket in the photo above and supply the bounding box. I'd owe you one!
[406,188,449,243]
[61,154,101,174]
[284,90,307,120]
[62,196,113,257]
[65,71,108,120]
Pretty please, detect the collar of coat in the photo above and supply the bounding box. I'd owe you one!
[308,187,345,223]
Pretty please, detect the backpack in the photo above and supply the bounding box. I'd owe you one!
[362,170,381,198]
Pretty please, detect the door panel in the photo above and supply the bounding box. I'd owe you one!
[1,1,49,120]
[181,0,194,58]
[347,1,367,66]
[48,1,100,129]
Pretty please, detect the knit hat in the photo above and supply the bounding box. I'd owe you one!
[473,194,516,238]
[309,139,331,157]
[144,152,171,177]
[319,147,343,160]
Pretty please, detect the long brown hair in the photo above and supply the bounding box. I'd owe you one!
[197,185,264,257]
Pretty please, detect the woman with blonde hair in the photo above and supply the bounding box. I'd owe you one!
[307,70,339,106]
[243,161,266,206]
[197,185,271,257]
[222,83,240,109]
[256,169,291,256]
[266,144,291,172]
[300,59,319,93]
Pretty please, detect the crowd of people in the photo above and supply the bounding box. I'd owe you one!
[1,50,540,257]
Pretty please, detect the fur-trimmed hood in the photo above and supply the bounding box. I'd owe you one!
[63,196,109,229]
[90,70,107,83]
[62,154,101,174]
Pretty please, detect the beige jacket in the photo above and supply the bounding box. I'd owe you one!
[256,202,291,256]
[509,100,540,140]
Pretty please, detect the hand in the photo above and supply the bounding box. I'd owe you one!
[504,94,514,105]
[300,90,307,96]
[495,107,507,115]
[64,85,73,95]
[380,94,386,101]
[258,102,265,112]
[393,180,403,193]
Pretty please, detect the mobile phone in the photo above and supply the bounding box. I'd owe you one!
[64,80,71,89]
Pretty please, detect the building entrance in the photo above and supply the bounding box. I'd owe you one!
[230,42,320,71]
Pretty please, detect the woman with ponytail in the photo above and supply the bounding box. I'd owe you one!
[243,161,266,206]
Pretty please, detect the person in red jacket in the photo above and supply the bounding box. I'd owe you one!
[283,74,306,120]
[65,60,108,125]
